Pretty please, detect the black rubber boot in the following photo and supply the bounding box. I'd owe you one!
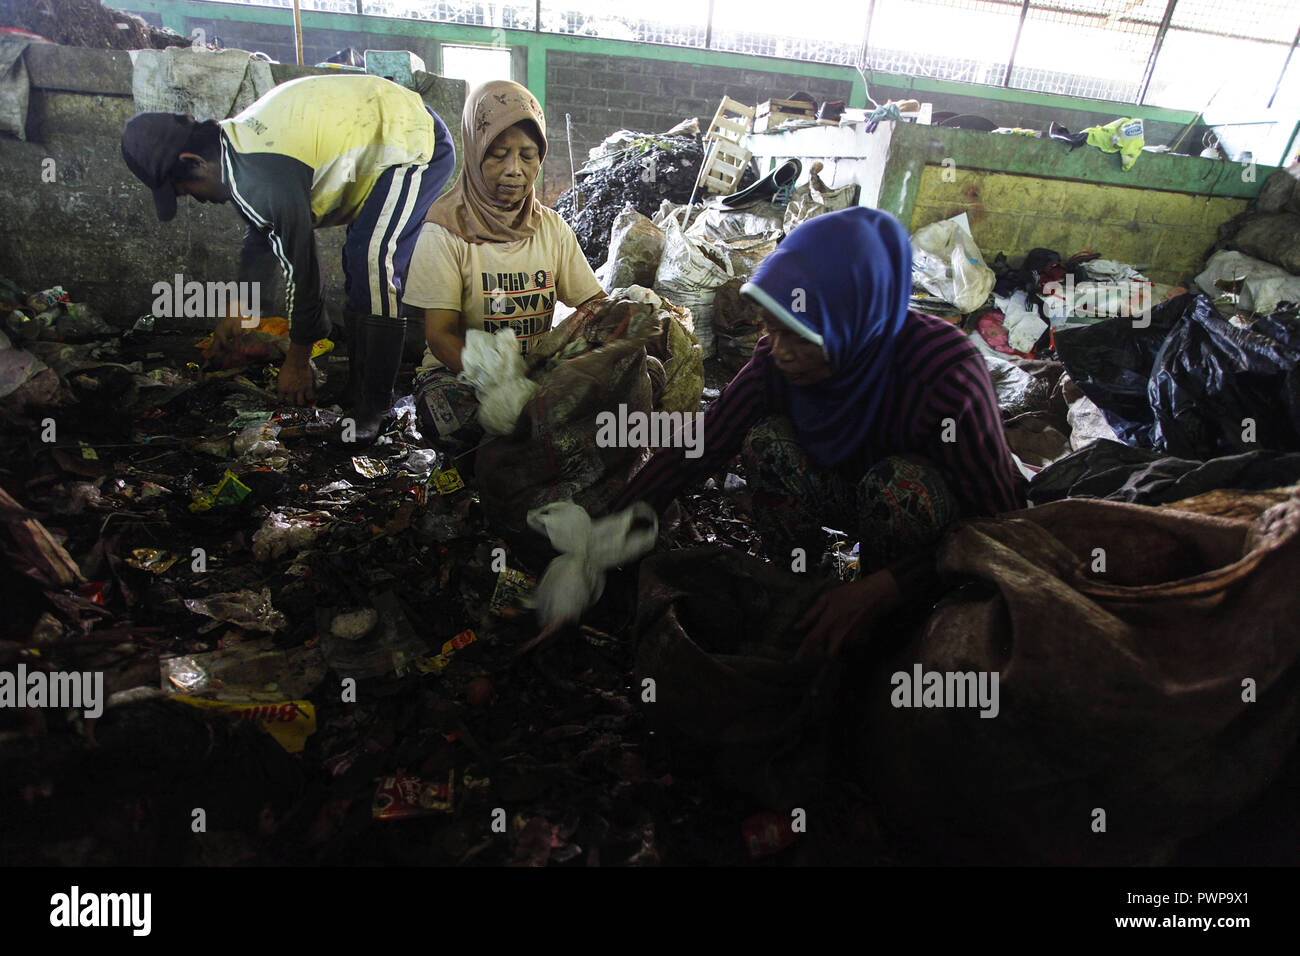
[343,308,367,408]
[722,158,802,209]
[346,315,405,446]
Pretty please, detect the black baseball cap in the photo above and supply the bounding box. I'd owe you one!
[121,112,197,222]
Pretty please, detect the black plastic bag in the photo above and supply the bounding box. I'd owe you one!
[1149,303,1300,458]
[1053,295,1186,447]
[1029,439,1300,505]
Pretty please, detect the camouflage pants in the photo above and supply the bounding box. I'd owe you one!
[740,415,958,573]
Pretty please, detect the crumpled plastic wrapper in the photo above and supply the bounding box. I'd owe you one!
[526,500,659,628]
[233,420,283,459]
[184,587,287,632]
[251,511,329,561]
[460,328,540,435]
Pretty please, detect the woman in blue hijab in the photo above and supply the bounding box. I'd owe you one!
[613,207,1024,657]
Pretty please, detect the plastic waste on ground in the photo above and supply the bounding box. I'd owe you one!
[526,500,659,629]
[251,511,329,562]
[182,587,288,632]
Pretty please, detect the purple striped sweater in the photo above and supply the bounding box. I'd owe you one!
[613,311,1027,517]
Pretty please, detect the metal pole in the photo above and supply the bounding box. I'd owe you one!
[1002,0,1031,88]
[566,113,581,213]
[355,0,362,14]
[535,0,542,32]
[860,0,876,71]
[292,0,304,66]
[1137,0,1178,106]
[705,0,714,50]
[1267,24,1300,109]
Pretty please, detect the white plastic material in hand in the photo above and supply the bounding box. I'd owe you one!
[526,500,659,629]
[458,328,539,435]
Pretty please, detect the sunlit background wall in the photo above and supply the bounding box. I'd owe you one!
[193,0,1300,159]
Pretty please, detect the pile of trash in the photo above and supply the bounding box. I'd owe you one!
[576,161,856,363]
[4,271,885,866]
[6,0,189,50]
[1204,166,1300,314]
[554,130,712,269]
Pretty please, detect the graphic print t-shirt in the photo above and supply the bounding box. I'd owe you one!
[404,206,603,370]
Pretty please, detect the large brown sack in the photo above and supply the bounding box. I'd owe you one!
[475,295,659,543]
[645,297,703,415]
[857,495,1300,864]
[1224,211,1300,275]
[632,546,834,806]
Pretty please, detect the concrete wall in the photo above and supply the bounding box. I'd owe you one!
[543,51,851,203]
[0,44,464,326]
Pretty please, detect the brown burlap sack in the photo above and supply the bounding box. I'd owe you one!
[475,296,659,542]
[858,495,1300,864]
[645,298,704,416]
[634,546,831,746]
[632,546,839,805]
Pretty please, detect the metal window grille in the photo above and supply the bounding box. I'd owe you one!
[185,0,1300,110]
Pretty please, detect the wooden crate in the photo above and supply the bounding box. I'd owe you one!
[698,139,752,195]
[696,96,755,196]
[704,95,754,145]
[754,97,817,133]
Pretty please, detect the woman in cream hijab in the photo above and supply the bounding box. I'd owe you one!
[403,79,605,458]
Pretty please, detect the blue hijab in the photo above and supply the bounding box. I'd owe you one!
[740,206,912,469]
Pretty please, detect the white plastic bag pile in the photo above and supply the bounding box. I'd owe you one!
[458,328,539,435]
[526,501,659,629]
[1195,250,1300,315]
[911,213,996,314]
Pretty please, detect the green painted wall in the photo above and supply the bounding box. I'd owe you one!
[879,123,1271,286]
[879,121,1269,227]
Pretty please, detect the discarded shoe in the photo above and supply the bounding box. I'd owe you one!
[722,158,802,209]
[1048,122,1087,148]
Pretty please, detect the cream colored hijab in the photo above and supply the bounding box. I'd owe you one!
[425,79,547,244]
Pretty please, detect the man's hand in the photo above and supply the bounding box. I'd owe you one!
[276,343,315,405]
[212,312,246,355]
[794,569,902,663]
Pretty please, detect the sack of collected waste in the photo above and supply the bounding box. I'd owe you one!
[714,277,767,373]
[1148,300,1300,458]
[473,287,662,541]
[1255,166,1300,217]
[1027,438,1300,506]
[685,199,785,244]
[856,495,1300,865]
[653,218,733,358]
[1220,211,1300,278]
[632,545,835,805]
[600,204,665,292]
[644,296,703,415]
[782,160,858,234]
[1195,249,1300,315]
[911,216,996,314]
[1053,292,1186,448]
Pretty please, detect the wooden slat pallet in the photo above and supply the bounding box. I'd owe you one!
[697,96,755,196]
